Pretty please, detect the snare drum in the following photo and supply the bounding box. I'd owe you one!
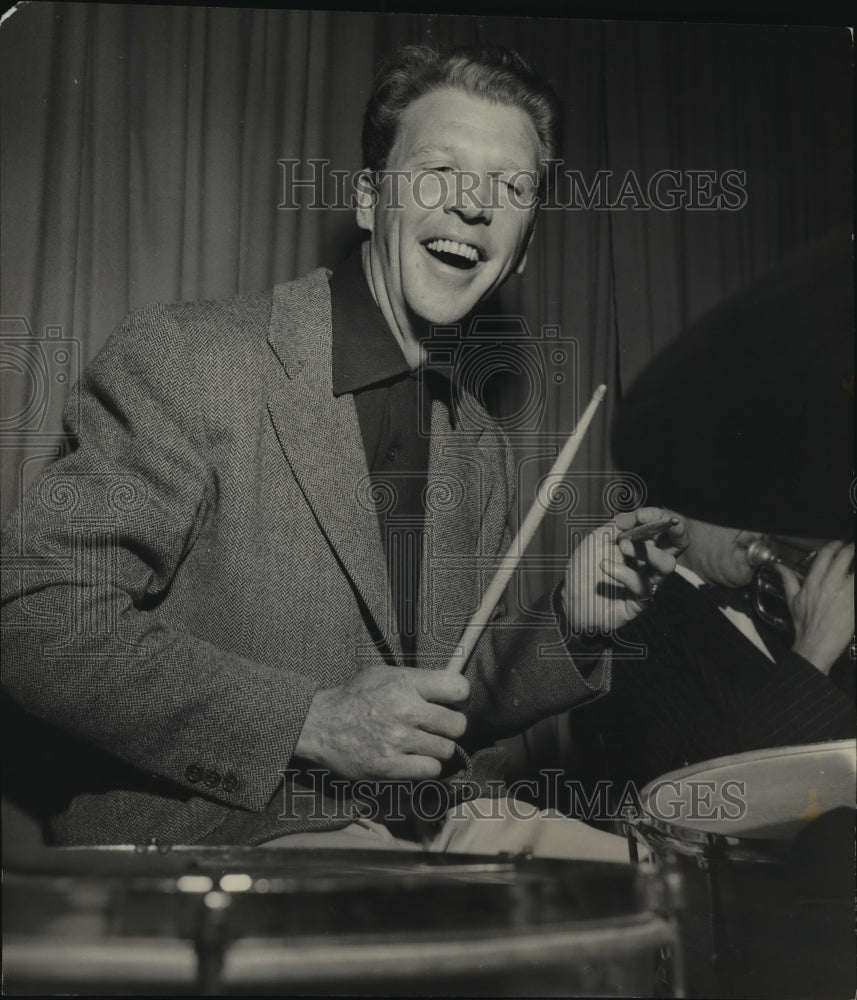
[629,740,856,999]
[3,846,683,996]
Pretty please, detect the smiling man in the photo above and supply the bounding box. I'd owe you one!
[2,44,685,855]
[356,84,541,354]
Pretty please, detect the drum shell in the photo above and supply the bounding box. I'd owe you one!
[3,847,682,997]
[630,740,856,999]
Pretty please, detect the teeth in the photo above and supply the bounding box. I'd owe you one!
[425,239,480,263]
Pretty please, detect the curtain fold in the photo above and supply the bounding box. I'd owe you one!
[2,7,851,606]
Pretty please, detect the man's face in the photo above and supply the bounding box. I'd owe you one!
[680,517,763,589]
[356,87,541,339]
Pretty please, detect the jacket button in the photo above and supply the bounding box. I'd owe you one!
[222,772,240,793]
[203,769,221,788]
[186,764,203,784]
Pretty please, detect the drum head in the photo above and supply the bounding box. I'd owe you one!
[636,740,855,853]
[632,741,856,998]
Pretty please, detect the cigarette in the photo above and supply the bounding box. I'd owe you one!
[616,516,679,544]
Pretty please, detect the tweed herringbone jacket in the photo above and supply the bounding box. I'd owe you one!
[1,268,609,845]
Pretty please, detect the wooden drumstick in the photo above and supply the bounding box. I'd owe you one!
[444,384,607,674]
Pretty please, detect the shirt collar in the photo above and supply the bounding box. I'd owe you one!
[329,245,458,427]
[678,563,759,617]
[330,247,412,396]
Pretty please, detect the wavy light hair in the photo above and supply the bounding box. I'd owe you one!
[362,44,560,197]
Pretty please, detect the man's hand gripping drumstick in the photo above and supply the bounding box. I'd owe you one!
[298,386,687,779]
[446,388,688,672]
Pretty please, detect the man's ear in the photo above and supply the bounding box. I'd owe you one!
[355,169,377,233]
[514,220,537,275]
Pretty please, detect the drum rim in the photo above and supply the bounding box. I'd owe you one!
[222,918,677,984]
[630,739,856,857]
[639,739,855,787]
[4,845,643,881]
[626,818,789,863]
[3,917,678,988]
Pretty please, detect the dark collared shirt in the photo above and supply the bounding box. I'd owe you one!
[329,249,589,676]
[330,249,450,666]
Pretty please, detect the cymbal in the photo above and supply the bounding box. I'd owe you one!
[612,228,854,539]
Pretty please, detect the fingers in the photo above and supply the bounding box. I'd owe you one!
[612,510,679,581]
[805,540,844,583]
[371,730,461,781]
[565,509,682,633]
[773,562,802,604]
[381,754,444,781]
[798,540,853,593]
[628,542,676,576]
[420,701,468,740]
[413,670,470,705]
[403,728,457,761]
[613,508,688,558]
[831,541,855,578]
[613,506,671,532]
[600,558,649,600]
[376,719,462,781]
[300,667,471,782]
[787,541,855,674]
[660,515,689,554]
[410,671,469,740]
[366,723,461,781]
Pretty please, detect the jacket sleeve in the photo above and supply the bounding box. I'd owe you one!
[1,304,319,813]
[726,645,854,750]
[462,431,611,743]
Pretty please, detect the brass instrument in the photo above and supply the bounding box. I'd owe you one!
[746,536,817,631]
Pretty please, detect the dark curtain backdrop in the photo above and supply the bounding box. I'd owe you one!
[1,5,852,605]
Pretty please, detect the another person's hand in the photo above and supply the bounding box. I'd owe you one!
[294,665,469,780]
[563,507,688,635]
[777,540,855,675]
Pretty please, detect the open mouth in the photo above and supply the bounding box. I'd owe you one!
[422,238,483,270]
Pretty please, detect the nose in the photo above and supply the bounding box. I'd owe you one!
[444,171,493,224]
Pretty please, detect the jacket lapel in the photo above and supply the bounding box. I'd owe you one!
[265,271,401,663]
[417,399,485,668]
